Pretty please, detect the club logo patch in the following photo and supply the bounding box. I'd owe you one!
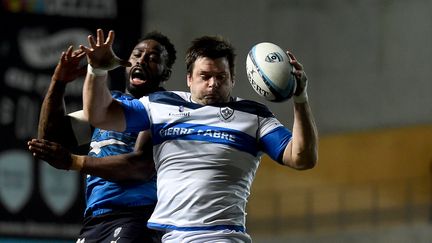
[40,162,79,216]
[0,150,33,214]
[219,107,234,122]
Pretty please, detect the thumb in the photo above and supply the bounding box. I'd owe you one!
[117,58,131,67]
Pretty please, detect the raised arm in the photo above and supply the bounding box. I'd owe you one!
[281,52,318,170]
[38,46,88,148]
[79,29,131,132]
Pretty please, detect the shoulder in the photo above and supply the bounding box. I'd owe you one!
[229,98,274,118]
[149,91,189,100]
[148,91,199,108]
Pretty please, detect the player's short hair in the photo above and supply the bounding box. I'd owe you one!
[186,36,236,79]
[140,31,177,69]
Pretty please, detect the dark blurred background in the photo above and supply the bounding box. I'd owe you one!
[1,0,431,242]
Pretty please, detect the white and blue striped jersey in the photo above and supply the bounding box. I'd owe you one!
[84,91,157,217]
[119,91,292,232]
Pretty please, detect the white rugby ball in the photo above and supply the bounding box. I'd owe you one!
[246,42,296,102]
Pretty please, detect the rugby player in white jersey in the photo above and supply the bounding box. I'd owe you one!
[77,29,318,243]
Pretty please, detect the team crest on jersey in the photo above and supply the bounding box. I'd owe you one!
[218,107,235,122]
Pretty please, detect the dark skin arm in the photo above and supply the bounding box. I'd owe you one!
[83,130,156,181]
[27,131,155,181]
[33,44,155,181]
[38,46,86,148]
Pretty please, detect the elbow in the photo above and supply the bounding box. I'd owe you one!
[115,169,155,182]
[294,157,317,170]
[126,151,156,181]
[131,170,156,181]
[286,151,318,170]
[293,142,318,170]
[299,149,318,170]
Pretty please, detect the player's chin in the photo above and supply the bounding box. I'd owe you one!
[203,96,223,105]
[129,80,160,94]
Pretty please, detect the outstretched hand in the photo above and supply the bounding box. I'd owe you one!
[28,139,72,170]
[80,29,131,71]
[287,51,308,96]
[53,46,87,83]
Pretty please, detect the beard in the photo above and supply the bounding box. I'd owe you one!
[126,81,163,98]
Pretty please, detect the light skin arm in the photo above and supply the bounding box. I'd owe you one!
[38,46,87,147]
[79,29,130,131]
[281,52,318,170]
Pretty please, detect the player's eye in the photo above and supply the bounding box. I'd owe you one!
[148,54,161,63]
[132,51,141,58]
[200,74,210,80]
[216,74,227,80]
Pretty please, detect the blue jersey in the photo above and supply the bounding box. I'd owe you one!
[119,91,292,232]
[84,91,157,217]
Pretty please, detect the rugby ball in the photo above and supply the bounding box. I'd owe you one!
[246,42,296,102]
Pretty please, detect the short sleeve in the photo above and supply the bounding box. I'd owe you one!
[259,126,292,164]
[119,97,151,133]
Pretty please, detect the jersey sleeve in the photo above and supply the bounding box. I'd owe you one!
[118,97,151,133]
[258,117,292,164]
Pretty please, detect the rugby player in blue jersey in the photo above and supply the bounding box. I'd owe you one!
[28,30,176,243]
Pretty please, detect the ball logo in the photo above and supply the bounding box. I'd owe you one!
[265,52,284,63]
[247,68,270,98]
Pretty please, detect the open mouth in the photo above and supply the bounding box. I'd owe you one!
[130,67,148,85]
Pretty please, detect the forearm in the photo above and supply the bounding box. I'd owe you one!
[73,152,155,181]
[83,66,110,124]
[38,79,66,139]
[82,66,125,131]
[38,79,77,146]
[283,102,318,169]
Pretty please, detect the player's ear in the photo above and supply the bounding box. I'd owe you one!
[187,73,192,87]
[232,75,235,87]
[162,69,172,81]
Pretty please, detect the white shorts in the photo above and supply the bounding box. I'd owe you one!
[162,229,252,243]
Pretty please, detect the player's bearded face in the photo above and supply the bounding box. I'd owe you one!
[187,57,234,105]
[125,40,168,98]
